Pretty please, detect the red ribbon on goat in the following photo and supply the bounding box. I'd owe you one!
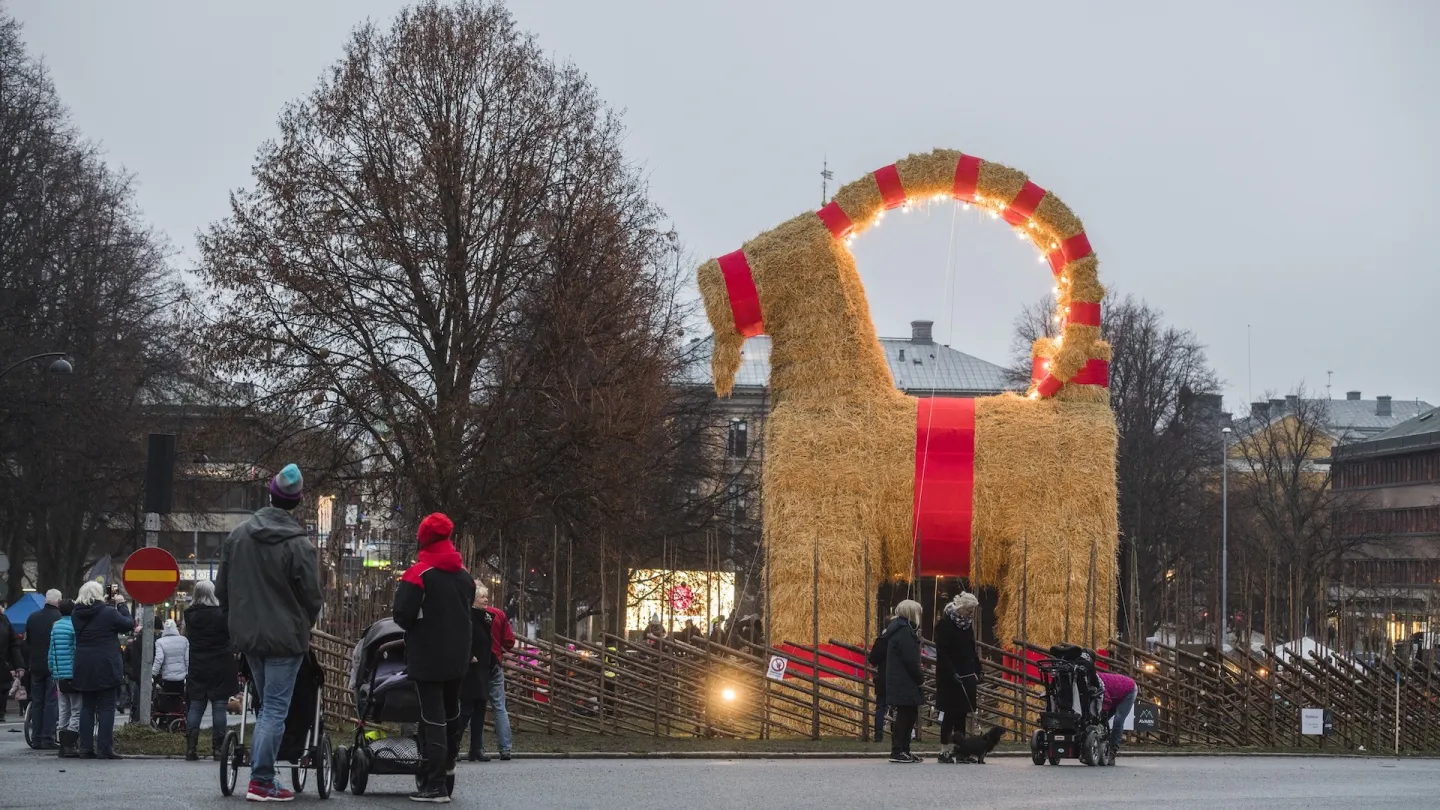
[913,397,976,577]
[874,164,907,209]
[816,201,854,238]
[952,154,981,202]
[1003,180,1047,226]
[717,250,764,337]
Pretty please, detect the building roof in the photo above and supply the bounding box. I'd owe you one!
[1333,406,1440,460]
[680,334,1017,396]
[1232,396,1433,444]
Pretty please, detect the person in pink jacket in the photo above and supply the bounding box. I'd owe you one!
[1098,672,1137,755]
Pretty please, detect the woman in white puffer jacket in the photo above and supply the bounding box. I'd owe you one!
[151,619,190,689]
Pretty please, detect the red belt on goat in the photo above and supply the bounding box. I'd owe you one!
[912,398,975,578]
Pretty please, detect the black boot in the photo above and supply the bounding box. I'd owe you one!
[213,728,226,761]
[185,729,200,761]
[57,729,72,758]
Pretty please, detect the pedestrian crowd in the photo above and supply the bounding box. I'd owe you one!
[2,461,519,804]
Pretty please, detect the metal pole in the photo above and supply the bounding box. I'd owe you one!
[137,513,159,725]
[1222,427,1232,650]
[0,351,67,380]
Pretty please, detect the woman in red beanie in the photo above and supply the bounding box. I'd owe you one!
[393,513,474,803]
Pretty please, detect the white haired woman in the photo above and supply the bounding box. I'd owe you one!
[881,599,926,763]
[934,591,984,763]
[71,580,132,758]
[184,580,238,761]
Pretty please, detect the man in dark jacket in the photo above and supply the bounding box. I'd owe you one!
[216,463,323,803]
[393,512,474,802]
[867,620,891,744]
[25,590,62,749]
[882,600,926,763]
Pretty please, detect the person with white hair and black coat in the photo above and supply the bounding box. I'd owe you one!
[184,579,238,762]
[71,580,132,758]
[934,591,984,763]
[881,599,926,763]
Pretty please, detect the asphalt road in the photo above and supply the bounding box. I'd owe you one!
[2,719,1438,809]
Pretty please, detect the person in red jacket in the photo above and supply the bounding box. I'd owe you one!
[393,513,473,802]
[476,585,514,759]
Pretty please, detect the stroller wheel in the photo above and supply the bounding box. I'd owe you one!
[168,718,186,734]
[332,745,350,792]
[219,730,240,797]
[292,758,309,793]
[1030,731,1047,766]
[316,733,332,799]
[349,747,370,795]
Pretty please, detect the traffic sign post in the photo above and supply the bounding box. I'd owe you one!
[126,525,179,726]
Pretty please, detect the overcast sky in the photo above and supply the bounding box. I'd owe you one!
[10,0,1438,412]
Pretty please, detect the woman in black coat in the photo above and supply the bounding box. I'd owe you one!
[933,591,983,763]
[882,599,926,763]
[460,582,495,761]
[71,582,132,759]
[185,579,239,761]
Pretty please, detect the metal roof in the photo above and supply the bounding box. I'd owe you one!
[1334,406,1440,459]
[680,335,1017,395]
[1232,397,1434,444]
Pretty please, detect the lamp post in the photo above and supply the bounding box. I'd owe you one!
[1221,426,1233,650]
[0,351,72,380]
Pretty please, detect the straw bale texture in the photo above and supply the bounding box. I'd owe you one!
[699,149,1117,652]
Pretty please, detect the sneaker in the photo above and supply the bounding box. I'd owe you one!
[905,753,925,763]
[409,787,451,803]
[888,754,911,763]
[499,750,512,761]
[246,779,295,802]
[937,751,955,764]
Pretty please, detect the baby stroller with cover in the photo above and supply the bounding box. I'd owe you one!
[333,618,452,797]
[218,650,333,798]
[150,678,188,733]
[1029,643,1114,766]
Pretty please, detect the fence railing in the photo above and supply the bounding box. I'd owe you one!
[307,624,1440,752]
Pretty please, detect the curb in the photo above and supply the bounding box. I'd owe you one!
[41,749,1440,762]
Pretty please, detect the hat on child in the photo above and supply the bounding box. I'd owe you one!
[416,512,454,547]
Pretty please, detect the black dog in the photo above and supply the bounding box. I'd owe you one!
[953,726,1005,764]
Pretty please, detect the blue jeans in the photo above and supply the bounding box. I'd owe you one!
[245,654,303,784]
[479,665,512,753]
[1109,686,1136,748]
[188,697,228,740]
[29,673,57,746]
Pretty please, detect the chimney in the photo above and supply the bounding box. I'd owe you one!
[1346,390,1361,401]
[1377,395,1392,417]
[1250,402,1270,420]
[1285,394,1299,408]
[910,320,934,344]
[1270,398,1286,414]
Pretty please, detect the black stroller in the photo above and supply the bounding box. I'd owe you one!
[219,650,333,798]
[1029,643,1114,766]
[333,618,451,797]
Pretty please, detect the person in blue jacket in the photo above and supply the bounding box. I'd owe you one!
[46,598,79,758]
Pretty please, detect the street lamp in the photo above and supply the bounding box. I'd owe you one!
[1221,426,1233,650]
[0,352,73,380]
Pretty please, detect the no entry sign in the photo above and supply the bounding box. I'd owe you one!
[121,547,180,605]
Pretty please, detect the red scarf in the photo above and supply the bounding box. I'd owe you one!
[400,539,466,588]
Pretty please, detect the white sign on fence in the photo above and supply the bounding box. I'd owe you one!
[1301,707,1325,735]
[766,655,788,681]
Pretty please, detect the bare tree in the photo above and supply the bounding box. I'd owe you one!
[1229,387,1377,642]
[0,11,188,596]
[197,1,742,622]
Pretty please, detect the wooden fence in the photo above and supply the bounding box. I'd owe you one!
[303,626,1439,752]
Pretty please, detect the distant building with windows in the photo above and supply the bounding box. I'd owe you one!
[1331,404,1440,651]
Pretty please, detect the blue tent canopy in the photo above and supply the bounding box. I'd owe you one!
[5,593,47,632]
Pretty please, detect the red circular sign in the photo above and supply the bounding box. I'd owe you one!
[121,547,181,605]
